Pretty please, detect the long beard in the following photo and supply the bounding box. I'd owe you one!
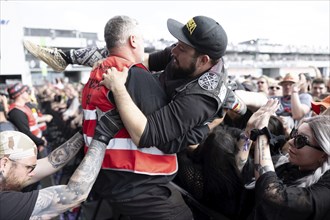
[0,171,24,191]
[170,58,197,80]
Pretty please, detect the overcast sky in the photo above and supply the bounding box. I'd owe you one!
[1,0,330,47]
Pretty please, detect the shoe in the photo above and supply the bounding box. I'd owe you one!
[23,40,68,72]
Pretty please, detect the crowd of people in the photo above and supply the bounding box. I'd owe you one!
[1,14,330,220]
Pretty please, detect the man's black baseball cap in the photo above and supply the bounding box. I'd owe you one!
[167,15,227,59]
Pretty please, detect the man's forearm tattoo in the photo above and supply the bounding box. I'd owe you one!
[67,140,106,189]
[31,140,106,219]
[48,132,83,168]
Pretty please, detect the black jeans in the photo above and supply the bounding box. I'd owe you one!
[109,183,193,220]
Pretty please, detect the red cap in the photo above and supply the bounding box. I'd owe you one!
[7,83,28,99]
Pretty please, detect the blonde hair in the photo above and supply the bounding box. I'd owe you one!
[258,75,270,85]
[275,116,330,187]
[297,115,330,187]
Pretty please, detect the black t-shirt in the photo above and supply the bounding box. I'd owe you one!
[0,190,39,220]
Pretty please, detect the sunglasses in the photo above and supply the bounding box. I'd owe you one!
[257,81,265,85]
[9,158,37,174]
[269,86,281,90]
[289,129,323,151]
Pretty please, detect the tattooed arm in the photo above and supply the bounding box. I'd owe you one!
[235,133,252,172]
[235,99,275,173]
[247,99,279,180]
[23,132,84,187]
[237,99,279,177]
[30,139,106,219]
[254,135,274,180]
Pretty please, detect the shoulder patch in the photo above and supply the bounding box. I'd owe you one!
[198,72,219,90]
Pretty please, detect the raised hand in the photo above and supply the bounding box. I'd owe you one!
[246,99,280,135]
[100,66,129,91]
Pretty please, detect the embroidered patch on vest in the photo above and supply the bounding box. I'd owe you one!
[198,72,219,90]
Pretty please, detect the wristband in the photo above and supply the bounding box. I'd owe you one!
[250,127,271,142]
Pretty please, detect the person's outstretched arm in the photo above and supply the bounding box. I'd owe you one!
[29,109,121,219]
[23,132,84,187]
[234,99,273,173]
[235,90,268,112]
[249,99,279,180]
[30,139,106,219]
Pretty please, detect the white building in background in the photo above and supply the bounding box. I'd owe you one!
[1,16,31,85]
[225,39,330,79]
[1,16,329,89]
[1,20,102,87]
[0,12,103,88]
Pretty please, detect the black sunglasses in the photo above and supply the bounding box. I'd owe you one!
[289,129,323,151]
[269,86,281,90]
